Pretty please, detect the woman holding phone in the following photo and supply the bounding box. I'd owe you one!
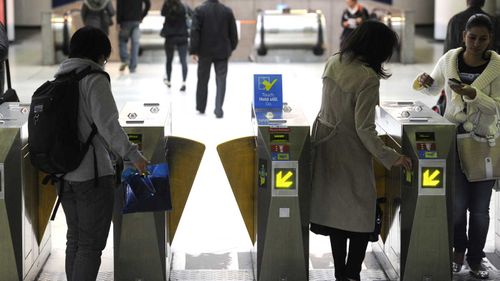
[413,14,500,279]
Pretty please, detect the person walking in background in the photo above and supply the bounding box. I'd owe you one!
[55,26,148,281]
[310,21,412,281]
[414,14,500,279]
[190,0,238,118]
[116,0,151,73]
[340,0,369,46]
[161,0,192,92]
[444,0,497,53]
[81,0,115,35]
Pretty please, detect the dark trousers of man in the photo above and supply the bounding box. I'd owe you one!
[453,150,494,266]
[196,56,228,117]
[329,227,369,281]
[60,175,114,281]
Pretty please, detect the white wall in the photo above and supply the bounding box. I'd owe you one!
[434,0,465,40]
[14,0,51,27]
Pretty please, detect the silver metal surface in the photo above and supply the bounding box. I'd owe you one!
[0,102,51,280]
[377,101,451,143]
[139,10,164,50]
[375,101,455,281]
[254,105,311,281]
[114,102,171,281]
[254,9,326,57]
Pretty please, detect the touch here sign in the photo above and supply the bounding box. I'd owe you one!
[254,74,283,109]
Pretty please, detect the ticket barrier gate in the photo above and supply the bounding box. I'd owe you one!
[114,102,204,281]
[218,105,311,281]
[0,102,56,281]
[374,101,455,281]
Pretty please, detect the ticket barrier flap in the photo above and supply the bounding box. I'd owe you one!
[37,172,57,244]
[217,136,257,244]
[166,136,205,243]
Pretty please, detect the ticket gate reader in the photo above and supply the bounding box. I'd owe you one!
[218,105,311,281]
[374,101,455,281]
[114,102,204,281]
[0,102,55,281]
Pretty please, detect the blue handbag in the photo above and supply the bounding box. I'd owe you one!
[122,163,172,214]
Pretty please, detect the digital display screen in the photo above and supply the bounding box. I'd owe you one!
[416,132,435,142]
[128,134,143,151]
[270,133,289,142]
[421,167,444,189]
[274,168,296,189]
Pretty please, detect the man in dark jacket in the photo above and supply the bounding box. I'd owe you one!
[190,0,238,118]
[116,0,151,73]
[444,0,498,53]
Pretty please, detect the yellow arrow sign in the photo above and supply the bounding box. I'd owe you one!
[276,170,294,188]
[423,169,440,187]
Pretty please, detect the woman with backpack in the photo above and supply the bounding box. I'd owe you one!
[161,0,192,92]
[81,0,115,35]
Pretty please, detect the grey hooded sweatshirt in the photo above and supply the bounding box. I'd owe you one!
[55,58,145,182]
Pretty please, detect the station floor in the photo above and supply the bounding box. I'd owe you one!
[8,27,500,280]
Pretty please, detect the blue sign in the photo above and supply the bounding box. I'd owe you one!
[254,74,283,109]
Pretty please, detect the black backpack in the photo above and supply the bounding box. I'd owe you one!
[28,67,109,175]
[28,67,110,220]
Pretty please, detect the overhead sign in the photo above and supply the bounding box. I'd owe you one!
[421,167,443,188]
[254,74,283,109]
[274,168,296,189]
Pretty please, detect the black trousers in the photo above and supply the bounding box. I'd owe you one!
[196,56,228,115]
[329,227,369,281]
[164,42,188,82]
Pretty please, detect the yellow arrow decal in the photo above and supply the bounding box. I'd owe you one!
[276,171,293,188]
[262,79,278,91]
[423,169,440,187]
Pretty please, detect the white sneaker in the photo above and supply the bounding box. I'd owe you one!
[163,78,171,88]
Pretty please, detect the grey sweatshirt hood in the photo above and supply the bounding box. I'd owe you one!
[55,58,103,78]
[84,0,110,11]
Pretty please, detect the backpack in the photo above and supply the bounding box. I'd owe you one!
[28,67,109,176]
[28,67,109,220]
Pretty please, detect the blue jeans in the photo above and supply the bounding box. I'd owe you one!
[453,150,494,265]
[118,21,141,71]
[60,176,115,281]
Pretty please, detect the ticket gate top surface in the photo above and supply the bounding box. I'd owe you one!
[253,104,309,128]
[118,101,170,129]
[376,101,454,140]
[0,103,30,128]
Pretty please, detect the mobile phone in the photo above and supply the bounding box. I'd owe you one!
[448,78,462,86]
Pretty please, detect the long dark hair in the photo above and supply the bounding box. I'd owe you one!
[340,20,399,79]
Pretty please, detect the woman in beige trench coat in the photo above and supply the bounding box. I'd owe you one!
[310,21,412,281]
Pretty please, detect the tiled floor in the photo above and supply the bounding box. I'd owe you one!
[6,27,500,280]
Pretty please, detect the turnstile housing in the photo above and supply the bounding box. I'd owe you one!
[0,102,52,281]
[253,106,311,281]
[114,102,171,281]
[375,101,455,281]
